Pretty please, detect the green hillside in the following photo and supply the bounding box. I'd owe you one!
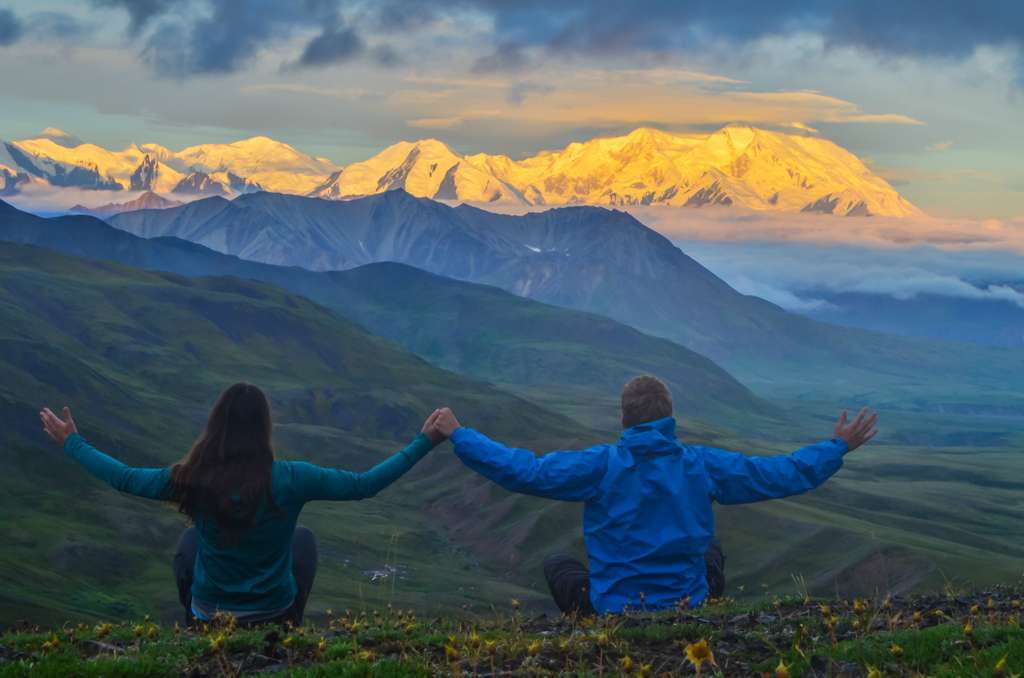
[0,242,604,624]
[0,200,770,427]
[3,238,1024,630]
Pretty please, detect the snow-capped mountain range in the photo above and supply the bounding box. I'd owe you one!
[0,125,921,217]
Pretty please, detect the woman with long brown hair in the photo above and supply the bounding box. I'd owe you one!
[40,383,446,625]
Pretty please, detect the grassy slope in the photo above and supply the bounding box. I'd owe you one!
[3,590,1023,676]
[0,243,607,625]
[4,203,1024,626]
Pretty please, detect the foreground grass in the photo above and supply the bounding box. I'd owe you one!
[2,589,1023,677]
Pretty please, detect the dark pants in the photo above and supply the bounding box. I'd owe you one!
[543,542,726,616]
[172,526,319,626]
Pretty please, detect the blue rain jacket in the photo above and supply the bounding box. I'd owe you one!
[451,416,848,613]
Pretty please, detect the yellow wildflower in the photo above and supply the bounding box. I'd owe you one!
[685,638,715,669]
[485,640,498,655]
[866,666,882,678]
[527,640,542,657]
[889,643,904,658]
[963,620,974,637]
[971,604,981,616]
[209,633,226,652]
[638,663,653,678]
[445,643,460,661]
[620,655,635,673]
[775,658,791,678]
[995,655,1009,677]
[317,636,327,654]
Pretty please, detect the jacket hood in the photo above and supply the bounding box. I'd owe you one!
[618,416,680,459]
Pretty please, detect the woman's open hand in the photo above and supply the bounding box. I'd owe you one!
[422,409,445,444]
[40,406,78,447]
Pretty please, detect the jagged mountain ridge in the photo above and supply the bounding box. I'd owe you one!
[103,190,1024,398]
[0,198,769,423]
[0,133,333,199]
[69,191,183,218]
[2,126,919,217]
[301,125,920,217]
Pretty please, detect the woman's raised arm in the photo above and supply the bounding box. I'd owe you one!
[40,406,170,500]
[286,409,445,502]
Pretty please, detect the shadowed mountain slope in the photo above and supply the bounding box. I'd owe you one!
[0,199,768,424]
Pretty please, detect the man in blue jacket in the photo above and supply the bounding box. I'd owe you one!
[429,375,878,616]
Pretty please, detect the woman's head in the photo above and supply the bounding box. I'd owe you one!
[169,383,276,540]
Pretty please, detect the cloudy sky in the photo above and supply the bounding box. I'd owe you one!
[0,0,1022,218]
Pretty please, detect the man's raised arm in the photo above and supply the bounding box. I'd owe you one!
[431,408,607,502]
[700,408,878,505]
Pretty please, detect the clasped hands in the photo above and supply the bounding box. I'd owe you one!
[421,407,461,445]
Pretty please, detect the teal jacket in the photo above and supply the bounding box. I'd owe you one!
[62,432,436,612]
[452,417,848,613]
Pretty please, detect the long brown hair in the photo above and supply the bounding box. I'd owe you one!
[169,383,276,541]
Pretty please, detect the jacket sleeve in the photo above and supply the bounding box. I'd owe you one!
[450,427,607,501]
[288,433,437,502]
[63,433,170,500]
[698,438,848,505]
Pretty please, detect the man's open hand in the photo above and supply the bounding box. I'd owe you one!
[834,407,879,452]
[40,406,78,447]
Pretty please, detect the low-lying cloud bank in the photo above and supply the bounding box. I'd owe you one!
[677,240,1024,312]
[630,206,1024,254]
[3,184,199,214]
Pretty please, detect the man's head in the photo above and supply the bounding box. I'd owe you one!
[621,375,674,429]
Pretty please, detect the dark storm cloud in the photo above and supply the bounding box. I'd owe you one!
[390,0,1024,80]
[91,0,184,36]
[84,0,1024,78]
[298,22,363,66]
[0,7,23,46]
[444,0,1024,61]
[140,0,348,77]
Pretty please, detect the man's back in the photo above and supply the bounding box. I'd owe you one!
[583,418,715,612]
[451,415,850,614]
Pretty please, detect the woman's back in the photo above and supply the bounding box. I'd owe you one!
[42,383,444,624]
[188,463,307,613]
